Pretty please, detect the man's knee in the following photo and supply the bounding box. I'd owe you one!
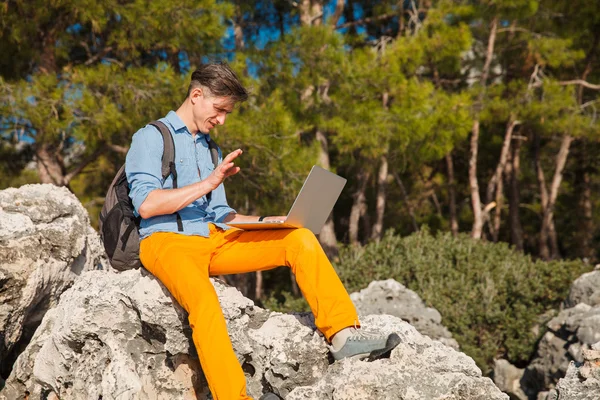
[287,228,320,252]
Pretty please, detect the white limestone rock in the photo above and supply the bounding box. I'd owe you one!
[350,279,460,350]
[547,341,600,400]
[0,184,107,377]
[287,315,507,400]
[1,270,508,400]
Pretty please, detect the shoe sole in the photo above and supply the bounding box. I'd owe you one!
[366,333,401,361]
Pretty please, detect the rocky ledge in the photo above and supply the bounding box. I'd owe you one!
[1,268,507,399]
[0,184,106,384]
[548,340,600,400]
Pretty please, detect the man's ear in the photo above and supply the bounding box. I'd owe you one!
[190,87,204,104]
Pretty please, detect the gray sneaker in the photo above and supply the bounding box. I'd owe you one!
[330,328,401,361]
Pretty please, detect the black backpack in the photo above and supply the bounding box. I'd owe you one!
[99,120,219,271]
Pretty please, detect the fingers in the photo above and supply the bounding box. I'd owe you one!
[219,149,242,178]
[225,166,241,177]
[222,149,243,164]
[219,162,239,175]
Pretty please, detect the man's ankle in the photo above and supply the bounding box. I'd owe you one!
[330,327,354,351]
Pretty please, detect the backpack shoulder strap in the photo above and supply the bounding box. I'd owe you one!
[207,137,219,169]
[148,120,175,181]
[148,120,183,232]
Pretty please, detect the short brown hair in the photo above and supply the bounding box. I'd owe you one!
[187,62,248,103]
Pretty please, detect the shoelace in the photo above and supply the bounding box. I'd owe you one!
[328,323,384,351]
[347,327,382,342]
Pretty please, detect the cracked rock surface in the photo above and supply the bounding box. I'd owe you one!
[350,279,459,350]
[1,269,507,399]
[491,267,600,400]
[548,341,600,400]
[519,268,600,399]
[0,184,106,380]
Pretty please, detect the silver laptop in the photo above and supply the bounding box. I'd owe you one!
[227,165,346,234]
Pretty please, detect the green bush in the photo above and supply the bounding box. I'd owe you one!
[262,290,311,314]
[333,228,591,374]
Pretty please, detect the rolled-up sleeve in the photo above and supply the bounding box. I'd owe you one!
[210,147,236,222]
[125,126,163,215]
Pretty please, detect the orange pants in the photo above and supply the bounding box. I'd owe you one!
[139,225,358,400]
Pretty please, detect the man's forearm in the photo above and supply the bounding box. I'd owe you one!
[138,180,213,219]
[137,148,244,220]
[222,213,260,223]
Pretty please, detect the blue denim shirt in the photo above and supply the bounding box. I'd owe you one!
[125,111,236,239]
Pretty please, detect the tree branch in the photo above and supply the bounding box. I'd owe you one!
[84,46,114,66]
[335,13,396,30]
[330,0,344,28]
[64,145,106,185]
[106,143,129,154]
[558,80,600,90]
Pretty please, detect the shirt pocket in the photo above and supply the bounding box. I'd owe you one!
[164,157,193,188]
[177,157,192,166]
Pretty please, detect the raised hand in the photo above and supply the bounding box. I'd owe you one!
[205,149,242,190]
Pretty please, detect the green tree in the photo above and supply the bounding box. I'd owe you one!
[0,0,231,187]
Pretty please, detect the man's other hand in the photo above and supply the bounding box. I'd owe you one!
[206,149,242,190]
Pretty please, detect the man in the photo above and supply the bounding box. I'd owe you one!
[125,62,400,400]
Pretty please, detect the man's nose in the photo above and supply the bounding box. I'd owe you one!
[216,113,226,125]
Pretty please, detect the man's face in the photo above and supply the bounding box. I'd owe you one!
[192,88,234,134]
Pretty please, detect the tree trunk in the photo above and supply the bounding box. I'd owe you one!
[300,0,323,26]
[290,272,300,296]
[371,156,388,241]
[545,135,573,259]
[315,130,339,258]
[535,135,551,260]
[469,16,498,239]
[255,271,264,300]
[393,171,419,232]
[233,6,245,50]
[578,155,594,259]
[319,215,338,258]
[491,169,504,242]
[39,29,58,74]
[360,203,371,242]
[537,135,573,260]
[507,139,524,251]
[469,119,484,239]
[371,90,390,241]
[330,0,345,27]
[35,143,66,185]
[349,169,369,245]
[486,117,518,241]
[445,152,458,236]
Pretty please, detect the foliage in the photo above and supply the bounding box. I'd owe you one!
[0,141,38,189]
[2,0,598,261]
[333,229,592,373]
[262,290,310,314]
[0,0,231,79]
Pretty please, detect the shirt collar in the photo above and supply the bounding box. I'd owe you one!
[165,110,187,133]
